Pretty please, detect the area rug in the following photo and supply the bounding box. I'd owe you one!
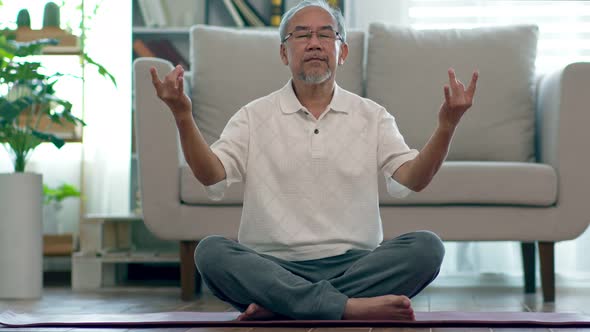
[1,311,590,328]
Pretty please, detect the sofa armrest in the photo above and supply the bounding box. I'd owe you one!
[133,58,181,238]
[536,62,590,238]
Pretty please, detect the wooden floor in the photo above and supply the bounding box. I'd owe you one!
[1,279,589,332]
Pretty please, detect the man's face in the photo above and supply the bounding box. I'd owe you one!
[280,6,348,85]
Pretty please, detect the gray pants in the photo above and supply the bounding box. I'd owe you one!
[194,231,444,320]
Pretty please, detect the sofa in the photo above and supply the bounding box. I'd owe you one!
[133,23,590,302]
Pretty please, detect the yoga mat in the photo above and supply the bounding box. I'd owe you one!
[1,310,590,328]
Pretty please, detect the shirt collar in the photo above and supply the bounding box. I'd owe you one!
[279,79,350,115]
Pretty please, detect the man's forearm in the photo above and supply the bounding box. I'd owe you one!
[174,113,226,186]
[395,125,455,192]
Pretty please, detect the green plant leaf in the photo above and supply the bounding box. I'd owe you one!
[0,96,34,121]
[30,129,65,149]
[0,10,114,172]
[43,183,81,204]
[83,53,117,87]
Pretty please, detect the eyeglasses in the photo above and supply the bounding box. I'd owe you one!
[282,28,343,44]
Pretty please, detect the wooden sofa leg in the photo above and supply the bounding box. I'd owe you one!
[521,242,536,294]
[180,241,200,301]
[539,242,555,302]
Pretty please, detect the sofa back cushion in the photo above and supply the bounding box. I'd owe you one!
[366,23,539,161]
[190,25,365,145]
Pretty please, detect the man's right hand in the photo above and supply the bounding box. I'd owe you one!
[150,65,192,118]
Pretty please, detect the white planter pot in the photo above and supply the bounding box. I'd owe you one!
[0,172,43,299]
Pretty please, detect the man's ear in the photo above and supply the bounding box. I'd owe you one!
[280,44,289,65]
[338,42,349,66]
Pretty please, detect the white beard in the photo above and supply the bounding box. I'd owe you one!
[299,68,332,84]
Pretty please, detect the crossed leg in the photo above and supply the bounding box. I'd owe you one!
[195,231,444,321]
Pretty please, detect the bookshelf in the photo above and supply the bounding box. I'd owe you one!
[131,0,345,76]
[203,0,343,27]
[72,214,179,289]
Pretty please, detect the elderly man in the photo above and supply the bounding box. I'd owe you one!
[149,0,477,322]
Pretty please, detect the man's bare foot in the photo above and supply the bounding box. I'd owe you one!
[236,303,278,321]
[342,295,415,321]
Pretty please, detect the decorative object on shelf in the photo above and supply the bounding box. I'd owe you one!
[42,2,61,28]
[4,4,78,52]
[16,9,31,29]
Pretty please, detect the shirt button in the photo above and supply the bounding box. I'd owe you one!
[314,129,319,134]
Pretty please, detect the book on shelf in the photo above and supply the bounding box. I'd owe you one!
[232,0,268,27]
[132,39,156,57]
[151,39,190,69]
[327,0,345,14]
[133,39,189,69]
[162,0,199,27]
[270,0,284,27]
[137,0,168,27]
[223,0,245,27]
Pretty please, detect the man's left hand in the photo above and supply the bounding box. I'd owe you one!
[439,68,478,130]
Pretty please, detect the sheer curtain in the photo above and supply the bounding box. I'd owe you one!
[81,0,132,216]
[346,0,590,282]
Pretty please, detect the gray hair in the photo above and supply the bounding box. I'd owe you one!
[279,0,347,44]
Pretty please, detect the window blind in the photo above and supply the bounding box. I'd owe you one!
[408,0,590,73]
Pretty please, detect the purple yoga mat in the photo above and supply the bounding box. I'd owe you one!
[1,310,590,328]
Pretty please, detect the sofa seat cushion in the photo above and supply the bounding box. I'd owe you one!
[379,161,556,206]
[180,161,557,207]
[366,23,539,162]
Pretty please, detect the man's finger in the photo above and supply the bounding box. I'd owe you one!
[164,65,183,85]
[173,64,184,78]
[448,68,458,85]
[467,70,479,96]
[177,75,184,95]
[457,80,465,91]
[443,85,451,105]
[150,67,162,91]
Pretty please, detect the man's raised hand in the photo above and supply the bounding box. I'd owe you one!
[439,68,478,130]
[150,65,192,117]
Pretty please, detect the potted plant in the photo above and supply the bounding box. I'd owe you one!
[42,183,81,259]
[0,1,117,299]
[0,37,86,170]
[43,182,81,234]
[0,36,86,299]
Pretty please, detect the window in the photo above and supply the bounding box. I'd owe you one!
[408,0,590,73]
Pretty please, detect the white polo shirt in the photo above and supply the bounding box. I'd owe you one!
[206,80,419,261]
